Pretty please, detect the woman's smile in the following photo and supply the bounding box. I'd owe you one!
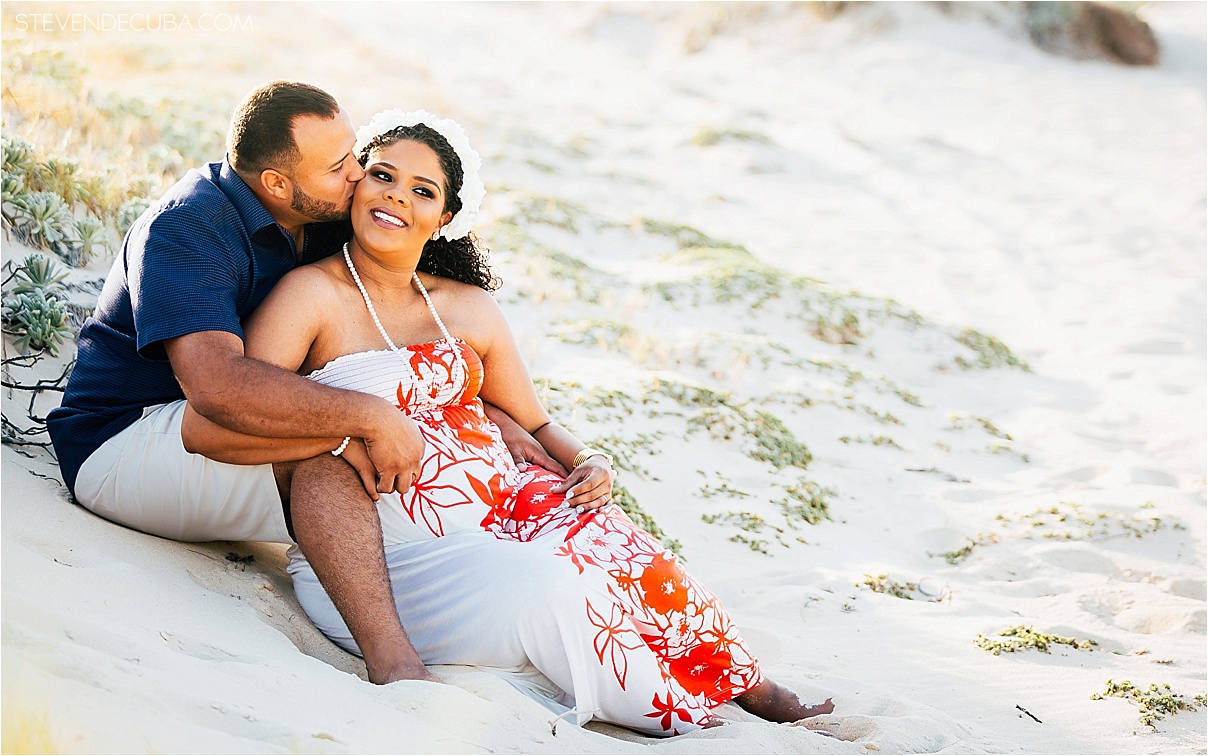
[370,207,408,230]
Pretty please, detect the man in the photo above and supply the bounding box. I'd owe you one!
[47,81,557,684]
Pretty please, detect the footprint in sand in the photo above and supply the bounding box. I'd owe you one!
[1163,578,1207,601]
[1129,468,1179,487]
[917,527,971,556]
[1120,339,1187,355]
[1114,606,1206,635]
[1044,466,1105,487]
[798,710,983,752]
[1082,590,1207,634]
[1036,545,1118,576]
[782,678,1007,752]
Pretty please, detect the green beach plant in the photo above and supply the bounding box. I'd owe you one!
[32,156,82,204]
[10,253,68,299]
[689,127,774,148]
[10,191,75,252]
[2,136,38,177]
[838,434,904,450]
[116,196,153,240]
[953,328,1030,372]
[3,253,72,355]
[932,501,1183,564]
[857,573,939,601]
[3,289,70,356]
[69,216,109,264]
[975,625,1097,655]
[773,478,833,526]
[1091,680,1205,730]
[1,172,28,229]
[700,509,784,555]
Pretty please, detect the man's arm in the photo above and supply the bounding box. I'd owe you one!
[180,403,342,464]
[168,329,423,495]
[178,332,555,485]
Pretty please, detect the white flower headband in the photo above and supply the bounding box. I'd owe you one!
[355,108,485,241]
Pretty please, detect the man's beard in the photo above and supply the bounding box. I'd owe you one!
[290,182,349,223]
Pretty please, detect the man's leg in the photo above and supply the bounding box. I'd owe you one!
[75,401,291,543]
[281,452,436,684]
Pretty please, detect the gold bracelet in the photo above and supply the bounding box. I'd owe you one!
[572,447,613,469]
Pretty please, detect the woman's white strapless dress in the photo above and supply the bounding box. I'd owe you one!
[288,330,763,736]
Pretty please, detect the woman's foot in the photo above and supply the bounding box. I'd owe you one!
[734,678,835,723]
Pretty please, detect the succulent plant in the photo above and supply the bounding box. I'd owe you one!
[1,172,27,228]
[70,216,109,263]
[33,155,81,203]
[75,168,122,219]
[2,171,26,204]
[3,288,70,355]
[3,253,73,355]
[2,135,38,178]
[116,196,153,240]
[12,191,75,251]
[11,253,68,299]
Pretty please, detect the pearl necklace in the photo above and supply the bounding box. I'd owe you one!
[342,243,464,375]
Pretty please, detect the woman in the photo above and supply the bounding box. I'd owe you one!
[185,109,833,735]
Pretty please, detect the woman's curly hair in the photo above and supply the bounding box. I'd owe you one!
[358,124,500,292]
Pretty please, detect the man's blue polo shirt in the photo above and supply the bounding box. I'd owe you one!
[47,160,345,495]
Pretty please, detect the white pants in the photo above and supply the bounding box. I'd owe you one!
[74,400,291,543]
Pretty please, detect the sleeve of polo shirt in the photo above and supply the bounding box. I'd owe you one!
[131,205,246,361]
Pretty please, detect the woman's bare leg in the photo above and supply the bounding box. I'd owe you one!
[734,678,834,723]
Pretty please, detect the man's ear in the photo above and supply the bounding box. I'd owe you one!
[259,169,292,202]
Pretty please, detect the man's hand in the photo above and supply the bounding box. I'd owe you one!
[337,438,380,501]
[361,410,426,496]
[483,402,568,476]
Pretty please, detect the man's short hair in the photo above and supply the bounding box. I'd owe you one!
[227,81,339,177]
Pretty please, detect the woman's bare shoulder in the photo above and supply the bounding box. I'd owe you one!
[420,274,499,311]
[418,275,508,353]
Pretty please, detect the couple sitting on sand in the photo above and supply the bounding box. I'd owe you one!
[47,81,833,736]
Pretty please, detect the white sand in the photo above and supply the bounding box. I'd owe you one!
[2,2,1204,753]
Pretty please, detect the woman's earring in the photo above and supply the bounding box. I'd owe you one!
[431,228,442,241]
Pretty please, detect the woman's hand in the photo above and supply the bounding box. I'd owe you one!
[554,456,615,512]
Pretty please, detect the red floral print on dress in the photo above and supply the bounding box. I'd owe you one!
[586,597,646,690]
[638,554,689,616]
[645,689,703,734]
[667,642,733,697]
